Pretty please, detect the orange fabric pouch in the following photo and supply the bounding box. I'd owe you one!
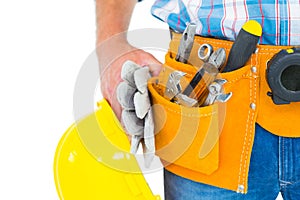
[148,76,222,175]
[147,32,300,193]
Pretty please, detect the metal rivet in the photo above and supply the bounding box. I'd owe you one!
[251,66,257,73]
[250,103,256,110]
[237,184,245,193]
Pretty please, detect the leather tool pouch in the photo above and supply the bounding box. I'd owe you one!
[147,31,264,195]
[148,44,254,176]
[147,33,300,193]
[148,70,221,175]
[148,47,256,193]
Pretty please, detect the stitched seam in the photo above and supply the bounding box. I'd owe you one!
[175,38,284,55]
[193,40,285,53]
[278,137,282,185]
[242,57,253,187]
[238,86,251,190]
[226,74,251,84]
[259,52,278,56]
[237,70,252,191]
[164,106,217,117]
[237,110,250,191]
[237,53,258,192]
[282,138,285,183]
[258,47,287,52]
[194,38,233,48]
[242,54,258,188]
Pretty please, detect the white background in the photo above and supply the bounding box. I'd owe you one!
[0,0,283,199]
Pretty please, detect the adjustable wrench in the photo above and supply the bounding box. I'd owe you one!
[164,70,199,107]
[202,79,232,106]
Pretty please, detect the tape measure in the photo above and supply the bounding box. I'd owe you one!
[267,47,300,105]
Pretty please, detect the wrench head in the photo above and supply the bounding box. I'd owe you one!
[203,78,230,106]
[208,82,222,95]
[215,92,233,103]
[164,71,186,100]
[198,43,213,62]
[214,78,228,85]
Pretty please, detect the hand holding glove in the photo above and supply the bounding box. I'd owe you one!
[116,60,155,167]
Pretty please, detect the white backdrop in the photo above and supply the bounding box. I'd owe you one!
[0,0,283,199]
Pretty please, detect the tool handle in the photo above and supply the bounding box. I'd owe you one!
[182,68,204,96]
[182,63,218,101]
[222,20,262,72]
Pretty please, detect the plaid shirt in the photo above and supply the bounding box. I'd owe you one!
[151,0,300,45]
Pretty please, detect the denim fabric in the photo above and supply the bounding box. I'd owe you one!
[164,123,300,200]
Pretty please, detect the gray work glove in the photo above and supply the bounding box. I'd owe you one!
[116,60,155,168]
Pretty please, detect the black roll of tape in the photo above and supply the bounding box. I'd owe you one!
[267,48,300,105]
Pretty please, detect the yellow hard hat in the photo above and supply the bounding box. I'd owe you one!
[53,99,161,200]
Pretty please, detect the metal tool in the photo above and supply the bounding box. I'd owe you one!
[163,70,199,107]
[202,79,232,106]
[198,43,213,62]
[198,44,226,70]
[207,48,226,70]
[182,46,226,97]
[164,71,186,100]
[174,93,199,107]
[222,20,262,72]
[175,23,197,63]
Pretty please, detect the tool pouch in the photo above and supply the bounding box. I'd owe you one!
[147,33,260,193]
[148,44,229,176]
[147,30,300,192]
[148,72,221,175]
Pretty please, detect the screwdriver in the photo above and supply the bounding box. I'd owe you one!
[222,20,262,72]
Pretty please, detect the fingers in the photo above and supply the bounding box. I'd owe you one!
[116,60,156,167]
[121,60,140,86]
[148,63,163,77]
[134,67,151,93]
[110,94,123,120]
[116,82,135,110]
[130,135,142,154]
[134,92,150,119]
[144,109,155,151]
[121,110,144,135]
[133,66,151,119]
[141,53,163,77]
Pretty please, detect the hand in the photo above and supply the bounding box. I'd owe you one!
[97,39,162,119]
[116,61,156,167]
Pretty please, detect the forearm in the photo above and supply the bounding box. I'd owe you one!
[96,0,137,44]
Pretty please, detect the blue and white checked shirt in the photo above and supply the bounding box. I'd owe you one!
[151,0,300,45]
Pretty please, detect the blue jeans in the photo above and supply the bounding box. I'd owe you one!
[164,123,300,200]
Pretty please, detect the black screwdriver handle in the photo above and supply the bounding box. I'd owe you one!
[222,20,262,72]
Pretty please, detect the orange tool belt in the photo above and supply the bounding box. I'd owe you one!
[148,32,300,193]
